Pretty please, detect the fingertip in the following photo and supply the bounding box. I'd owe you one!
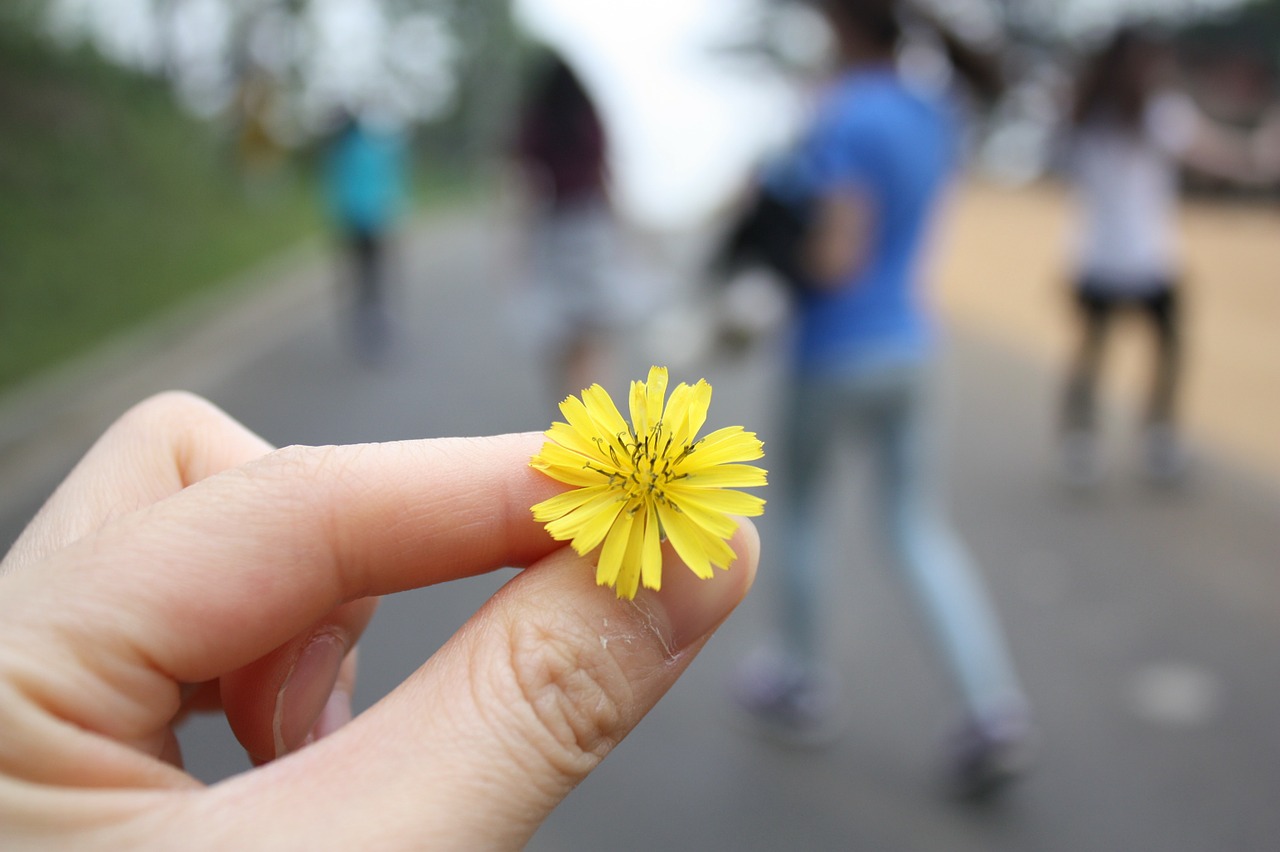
[224,601,375,763]
[732,516,761,593]
[244,539,757,847]
[310,686,354,742]
[634,523,757,655]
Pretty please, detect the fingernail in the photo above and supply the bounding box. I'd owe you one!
[310,687,353,741]
[634,523,758,655]
[274,631,346,757]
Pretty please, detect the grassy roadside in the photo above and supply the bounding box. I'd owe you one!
[0,26,330,393]
[0,26,479,396]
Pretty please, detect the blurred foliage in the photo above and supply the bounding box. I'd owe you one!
[1000,0,1280,44]
[411,0,538,167]
[1176,0,1280,69]
[0,5,506,395]
[0,22,326,393]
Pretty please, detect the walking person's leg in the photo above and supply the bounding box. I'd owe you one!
[1142,285,1186,482]
[874,365,1032,796]
[734,376,842,741]
[351,229,391,362]
[1061,285,1114,484]
[775,379,838,665]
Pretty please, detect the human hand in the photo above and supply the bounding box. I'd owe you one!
[0,392,757,848]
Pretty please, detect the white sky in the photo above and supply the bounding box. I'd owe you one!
[513,0,802,228]
[44,0,1257,226]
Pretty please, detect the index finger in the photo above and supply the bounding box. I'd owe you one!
[2,392,274,575]
[3,434,564,689]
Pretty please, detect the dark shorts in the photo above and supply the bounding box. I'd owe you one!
[1074,278,1179,335]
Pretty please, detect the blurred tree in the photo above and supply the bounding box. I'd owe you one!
[25,0,521,160]
[413,0,529,166]
[1176,0,1280,69]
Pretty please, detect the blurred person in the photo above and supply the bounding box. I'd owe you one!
[0,392,758,847]
[325,109,408,365]
[731,0,1033,800]
[509,53,624,402]
[1059,26,1279,487]
[234,65,288,192]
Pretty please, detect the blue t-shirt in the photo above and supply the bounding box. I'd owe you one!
[771,68,956,374]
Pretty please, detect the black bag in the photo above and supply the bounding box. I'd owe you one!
[709,185,814,296]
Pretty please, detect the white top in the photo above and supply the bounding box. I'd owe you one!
[1070,92,1199,291]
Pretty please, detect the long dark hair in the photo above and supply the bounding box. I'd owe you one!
[524,56,598,144]
[821,0,1004,103]
[1072,27,1161,130]
[514,51,607,199]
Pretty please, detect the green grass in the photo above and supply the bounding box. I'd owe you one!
[0,24,489,395]
[0,27,325,393]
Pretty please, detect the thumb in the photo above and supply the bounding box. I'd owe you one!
[225,522,758,849]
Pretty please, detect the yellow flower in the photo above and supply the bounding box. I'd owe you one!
[530,366,766,600]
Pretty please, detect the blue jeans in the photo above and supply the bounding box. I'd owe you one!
[775,360,1026,722]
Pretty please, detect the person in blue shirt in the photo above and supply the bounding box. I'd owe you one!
[326,111,408,363]
[734,0,1033,800]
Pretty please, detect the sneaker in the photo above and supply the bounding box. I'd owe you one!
[948,710,1037,803]
[1143,422,1189,487]
[1060,429,1101,490]
[732,649,844,747]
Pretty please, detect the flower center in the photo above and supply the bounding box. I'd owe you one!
[621,422,695,508]
[585,421,696,509]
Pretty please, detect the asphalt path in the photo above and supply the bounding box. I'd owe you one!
[2,208,1278,850]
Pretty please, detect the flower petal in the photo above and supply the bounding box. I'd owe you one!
[596,506,636,588]
[568,494,627,554]
[614,510,648,600]
[557,394,598,442]
[545,490,626,552]
[628,378,649,437]
[668,502,740,569]
[644,366,669,430]
[684,426,765,467]
[531,484,612,523]
[662,382,694,447]
[678,463,768,489]
[640,507,663,591]
[582,384,631,446]
[695,524,739,568]
[559,395,629,466]
[656,501,715,580]
[546,421,608,463]
[675,379,712,447]
[672,486,766,518]
[663,492,740,539]
[531,443,614,487]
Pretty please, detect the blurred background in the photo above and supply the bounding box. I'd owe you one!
[1,0,1278,848]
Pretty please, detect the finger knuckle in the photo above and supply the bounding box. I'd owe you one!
[496,610,634,780]
[255,444,373,522]
[115,391,222,436]
[259,443,367,485]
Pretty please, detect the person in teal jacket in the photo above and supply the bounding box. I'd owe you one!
[326,112,407,362]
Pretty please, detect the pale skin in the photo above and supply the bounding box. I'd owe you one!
[806,189,875,289]
[0,392,757,848]
[1137,46,1280,186]
[1173,107,1280,186]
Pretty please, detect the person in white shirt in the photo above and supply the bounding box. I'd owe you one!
[1062,26,1276,486]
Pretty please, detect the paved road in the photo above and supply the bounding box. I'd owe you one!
[2,209,1278,850]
